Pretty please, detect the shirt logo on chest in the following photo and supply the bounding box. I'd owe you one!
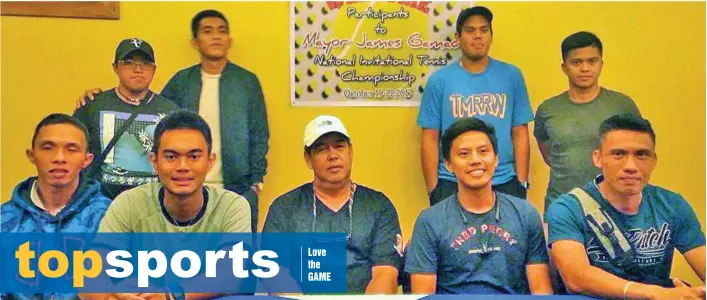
[449,93,508,119]
[587,222,672,265]
[449,223,518,250]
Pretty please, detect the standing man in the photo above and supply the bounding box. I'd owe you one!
[534,31,641,212]
[418,6,534,206]
[262,115,403,294]
[547,114,705,299]
[2,113,111,300]
[73,38,178,199]
[79,10,269,232]
[406,117,552,295]
[160,10,269,233]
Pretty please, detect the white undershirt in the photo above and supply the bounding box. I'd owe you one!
[200,71,224,188]
[31,181,66,216]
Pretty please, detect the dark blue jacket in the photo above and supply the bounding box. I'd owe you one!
[161,62,269,190]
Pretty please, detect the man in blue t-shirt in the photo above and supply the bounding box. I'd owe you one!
[406,117,552,295]
[546,114,706,299]
[418,6,534,205]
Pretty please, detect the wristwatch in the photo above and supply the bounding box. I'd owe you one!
[520,181,531,190]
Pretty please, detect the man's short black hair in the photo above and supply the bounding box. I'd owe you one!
[32,113,90,151]
[441,117,498,160]
[456,6,494,34]
[152,109,213,154]
[191,9,229,39]
[599,114,656,146]
[561,31,603,62]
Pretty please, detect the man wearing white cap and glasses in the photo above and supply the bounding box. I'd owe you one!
[262,115,404,294]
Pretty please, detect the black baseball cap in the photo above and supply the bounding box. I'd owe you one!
[114,38,155,63]
[456,6,494,34]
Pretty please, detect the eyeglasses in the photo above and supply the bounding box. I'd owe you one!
[117,60,156,70]
[311,182,356,243]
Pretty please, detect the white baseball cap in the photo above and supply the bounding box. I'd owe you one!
[303,115,350,147]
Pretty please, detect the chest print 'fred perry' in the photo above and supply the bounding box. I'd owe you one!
[449,224,519,250]
[448,193,519,255]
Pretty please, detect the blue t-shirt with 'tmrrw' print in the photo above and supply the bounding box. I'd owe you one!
[417,58,534,185]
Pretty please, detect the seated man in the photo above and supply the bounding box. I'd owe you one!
[547,114,706,299]
[98,109,251,233]
[406,117,552,295]
[1,113,111,300]
[73,38,178,199]
[83,110,251,300]
[262,115,403,294]
[2,113,111,231]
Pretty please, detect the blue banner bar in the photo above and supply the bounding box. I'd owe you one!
[0,233,347,294]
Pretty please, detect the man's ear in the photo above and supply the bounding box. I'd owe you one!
[349,143,354,160]
[82,152,94,169]
[191,38,199,51]
[207,152,216,172]
[26,149,35,165]
[592,149,602,169]
[149,152,158,173]
[304,152,313,169]
[653,151,658,167]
